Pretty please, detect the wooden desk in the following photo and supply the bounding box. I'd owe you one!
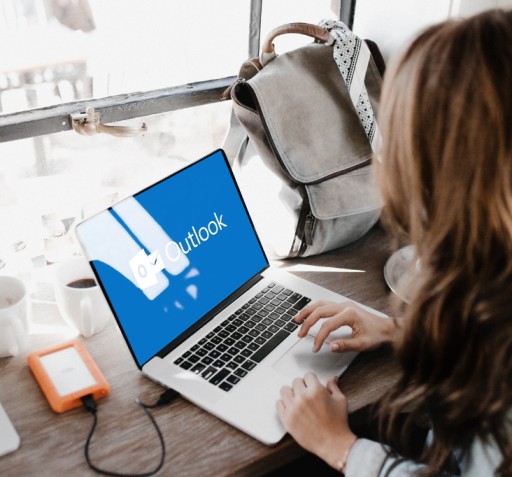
[0,224,399,476]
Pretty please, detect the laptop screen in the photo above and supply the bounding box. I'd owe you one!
[76,150,269,367]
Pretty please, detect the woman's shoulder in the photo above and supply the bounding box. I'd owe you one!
[460,432,505,477]
[346,427,508,477]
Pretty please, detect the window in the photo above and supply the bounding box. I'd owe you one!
[0,1,353,287]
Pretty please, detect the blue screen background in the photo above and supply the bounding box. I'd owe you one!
[92,150,268,366]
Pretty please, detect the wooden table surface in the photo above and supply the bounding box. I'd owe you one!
[0,224,400,477]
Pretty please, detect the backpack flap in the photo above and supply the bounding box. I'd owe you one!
[230,28,384,257]
[242,42,382,216]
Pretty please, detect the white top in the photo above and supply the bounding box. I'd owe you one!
[346,433,502,476]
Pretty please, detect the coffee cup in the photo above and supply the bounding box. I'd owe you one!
[53,258,112,337]
[0,276,29,357]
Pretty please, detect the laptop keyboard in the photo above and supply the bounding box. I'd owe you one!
[173,282,311,392]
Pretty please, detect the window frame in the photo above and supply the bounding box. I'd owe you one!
[0,0,355,144]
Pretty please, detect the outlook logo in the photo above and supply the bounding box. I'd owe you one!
[129,211,227,291]
[129,249,165,290]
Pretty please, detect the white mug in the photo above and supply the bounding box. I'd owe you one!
[53,258,112,337]
[0,276,29,357]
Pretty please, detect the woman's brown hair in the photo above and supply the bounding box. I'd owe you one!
[376,9,512,476]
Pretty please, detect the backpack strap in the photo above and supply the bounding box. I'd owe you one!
[319,19,382,154]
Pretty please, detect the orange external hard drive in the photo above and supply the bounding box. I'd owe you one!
[27,339,110,413]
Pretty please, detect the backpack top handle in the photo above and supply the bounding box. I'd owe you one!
[260,22,334,65]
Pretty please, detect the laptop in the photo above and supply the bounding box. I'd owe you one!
[75,149,363,445]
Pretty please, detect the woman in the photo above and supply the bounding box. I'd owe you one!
[277,9,512,476]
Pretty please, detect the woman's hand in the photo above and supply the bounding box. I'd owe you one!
[294,300,397,353]
[276,373,357,470]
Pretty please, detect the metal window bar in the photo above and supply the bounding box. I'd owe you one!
[0,0,355,144]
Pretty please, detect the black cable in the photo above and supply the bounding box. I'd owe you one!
[81,389,179,476]
[137,389,179,409]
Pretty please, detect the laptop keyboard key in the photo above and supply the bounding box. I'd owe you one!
[219,382,233,392]
[293,296,311,311]
[251,330,289,363]
[210,369,230,385]
[191,363,206,375]
[241,360,256,371]
[201,366,218,380]
[226,375,240,385]
[180,361,193,370]
[226,361,238,370]
[234,368,248,378]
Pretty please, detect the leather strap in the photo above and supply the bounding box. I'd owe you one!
[261,22,332,56]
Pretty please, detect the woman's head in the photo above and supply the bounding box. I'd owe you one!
[376,10,512,476]
[379,9,512,269]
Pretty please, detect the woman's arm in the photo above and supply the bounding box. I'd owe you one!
[276,373,357,471]
[345,438,428,476]
[277,374,429,476]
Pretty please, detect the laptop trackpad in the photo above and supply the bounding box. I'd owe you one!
[272,336,357,384]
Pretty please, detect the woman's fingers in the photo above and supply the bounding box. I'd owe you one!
[303,372,321,389]
[294,301,393,353]
[280,384,294,404]
[329,337,365,353]
[296,301,351,338]
[326,376,342,396]
[312,307,358,352]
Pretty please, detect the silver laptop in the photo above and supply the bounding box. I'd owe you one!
[75,149,361,445]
